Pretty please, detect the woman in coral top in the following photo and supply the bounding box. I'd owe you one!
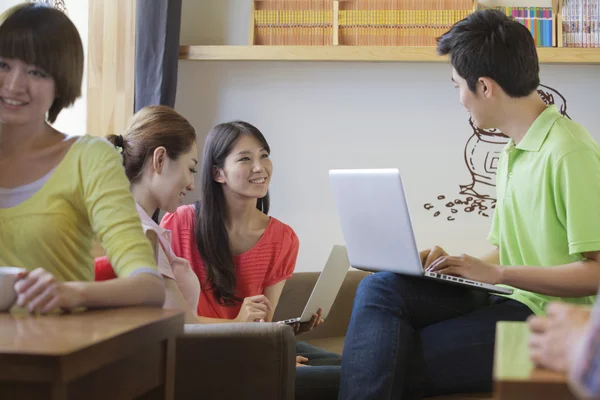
[161,121,308,324]
[161,121,341,399]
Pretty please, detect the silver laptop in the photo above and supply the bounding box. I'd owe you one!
[279,245,350,325]
[328,168,513,296]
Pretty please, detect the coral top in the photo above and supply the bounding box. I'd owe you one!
[160,204,299,319]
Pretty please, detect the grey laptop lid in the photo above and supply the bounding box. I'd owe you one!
[328,168,423,275]
[299,245,350,322]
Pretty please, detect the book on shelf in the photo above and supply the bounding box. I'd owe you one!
[253,0,334,45]
[561,0,600,48]
[478,5,554,47]
[337,0,474,46]
[250,0,599,48]
[252,0,476,46]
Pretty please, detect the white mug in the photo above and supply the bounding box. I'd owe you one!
[0,267,25,312]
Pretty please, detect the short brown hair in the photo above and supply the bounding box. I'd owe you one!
[107,105,197,183]
[0,3,84,123]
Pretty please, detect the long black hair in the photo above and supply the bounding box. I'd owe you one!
[196,121,270,306]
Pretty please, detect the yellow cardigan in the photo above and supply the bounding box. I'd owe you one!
[0,135,157,282]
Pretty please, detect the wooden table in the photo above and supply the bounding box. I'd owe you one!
[494,321,576,400]
[0,307,183,400]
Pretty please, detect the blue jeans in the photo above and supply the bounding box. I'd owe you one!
[296,341,342,400]
[339,272,533,399]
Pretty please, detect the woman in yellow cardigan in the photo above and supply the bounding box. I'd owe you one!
[0,3,164,313]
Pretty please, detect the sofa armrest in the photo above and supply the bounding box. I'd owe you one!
[175,323,296,400]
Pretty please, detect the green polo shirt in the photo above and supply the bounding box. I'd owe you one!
[488,105,600,315]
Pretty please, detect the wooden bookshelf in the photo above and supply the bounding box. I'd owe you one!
[179,45,600,64]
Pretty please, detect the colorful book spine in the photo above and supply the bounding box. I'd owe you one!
[480,5,553,47]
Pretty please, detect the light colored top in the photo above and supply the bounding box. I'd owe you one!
[488,105,600,315]
[135,204,200,314]
[0,167,55,208]
[0,135,158,281]
[161,204,298,319]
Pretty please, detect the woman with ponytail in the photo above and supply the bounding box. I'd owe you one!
[95,105,209,323]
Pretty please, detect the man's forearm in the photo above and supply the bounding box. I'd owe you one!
[479,248,500,265]
[500,261,600,297]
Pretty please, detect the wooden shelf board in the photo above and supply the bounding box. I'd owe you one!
[179,45,600,64]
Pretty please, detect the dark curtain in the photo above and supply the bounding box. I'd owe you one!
[134,0,183,222]
[135,0,183,111]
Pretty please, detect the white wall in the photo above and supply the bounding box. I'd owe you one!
[53,0,88,136]
[0,0,88,136]
[177,0,600,272]
[0,0,22,11]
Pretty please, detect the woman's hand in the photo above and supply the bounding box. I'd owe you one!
[291,308,325,335]
[14,268,83,314]
[296,355,309,367]
[234,295,272,322]
[528,302,592,373]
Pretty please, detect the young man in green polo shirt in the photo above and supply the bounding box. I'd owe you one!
[338,9,600,400]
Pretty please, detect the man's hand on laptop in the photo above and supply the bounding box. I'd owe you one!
[292,308,325,335]
[426,254,502,285]
[420,246,449,270]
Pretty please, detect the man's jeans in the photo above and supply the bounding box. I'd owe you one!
[339,272,533,399]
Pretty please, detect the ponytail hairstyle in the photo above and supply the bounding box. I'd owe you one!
[196,121,270,306]
[107,105,196,222]
[106,105,196,184]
